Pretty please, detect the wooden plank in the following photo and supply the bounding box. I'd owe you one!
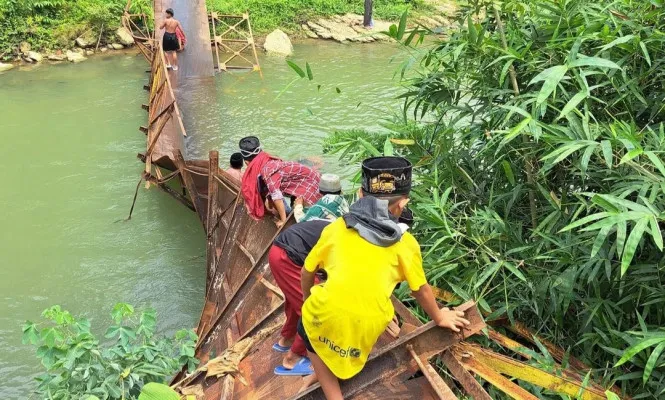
[454,344,608,400]
[407,344,457,399]
[174,150,205,224]
[206,151,220,291]
[440,350,492,400]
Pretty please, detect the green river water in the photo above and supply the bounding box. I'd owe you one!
[0,41,402,397]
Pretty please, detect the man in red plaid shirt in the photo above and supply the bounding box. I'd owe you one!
[239,136,321,227]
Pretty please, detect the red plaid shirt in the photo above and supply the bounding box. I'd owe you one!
[261,160,322,206]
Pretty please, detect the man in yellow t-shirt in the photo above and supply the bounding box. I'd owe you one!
[299,156,470,399]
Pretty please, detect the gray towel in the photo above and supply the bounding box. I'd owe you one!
[343,197,403,247]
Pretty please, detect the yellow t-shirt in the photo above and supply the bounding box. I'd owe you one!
[301,218,426,379]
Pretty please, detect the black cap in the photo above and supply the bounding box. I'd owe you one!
[239,136,261,159]
[398,207,414,227]
[361,156,412,195]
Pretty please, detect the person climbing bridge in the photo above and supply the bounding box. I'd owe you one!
[268,219,333,377]
[293,173,349,223]
[239,136,322,228]
[225,152,244,183]
[299,156,471,400]
[159,8,182,71]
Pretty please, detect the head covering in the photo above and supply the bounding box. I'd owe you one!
[361,157,412,196]
[230,152,243,169]
[239,136,262,159]
[319,173,342,194]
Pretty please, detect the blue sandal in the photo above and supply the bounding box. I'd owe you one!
[274,357,313,376]
[272,343,291,353]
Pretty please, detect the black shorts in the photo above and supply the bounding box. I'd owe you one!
[163,32,179,52]
[297,318,315,354]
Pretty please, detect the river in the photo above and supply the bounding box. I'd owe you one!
[0,40,402,397]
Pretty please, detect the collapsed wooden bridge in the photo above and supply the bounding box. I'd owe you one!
[122,1,626,399]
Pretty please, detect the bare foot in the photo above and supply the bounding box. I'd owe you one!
[282,352,302,370]
[299,373,318,393]
[278,336,294,348]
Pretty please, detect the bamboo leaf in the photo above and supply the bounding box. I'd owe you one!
[643,342,665,384]
[649,216,663,250]
[615,336,665,367]
[620,148,643,164]
[601,140,613,168]
[501,116,532,146]
[503,262,527,282]
[305,62,314,81]
[501,160,515,186]
[621,218,649,276]
[397,10,408,40]
[639,41,652,66]
[357,138,381,157]
[557,91,588,120]
[569,55,621,70]
[560,212,611,232]
[645,151,665,177]
[390,138,415,145]
[383,137,394,156]
[286,61,305,78]
[598,34,635,53]
[528,65,568,105]
[591,225,611,257]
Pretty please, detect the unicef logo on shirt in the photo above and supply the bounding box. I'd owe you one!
[319,336,362,359]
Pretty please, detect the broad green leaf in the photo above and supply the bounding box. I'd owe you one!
[501,160,515,186]
[528,65,568,105]
[305,62,313,81]
[621,218,649,276]
[644,342,665,384]
[286,61,305,78]
[569,55,621,70]
[383,137,394,156]
[615,336,665,366]
[138,383,180,400]
[556,91,588,120]
[598,34,635,53]
[467,15,477,43]
[580,144,596,176]
[397,10,408,40]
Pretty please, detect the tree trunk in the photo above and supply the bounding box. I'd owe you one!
[364,0,373,27]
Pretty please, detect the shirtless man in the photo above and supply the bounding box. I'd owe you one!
[159,8,182,71]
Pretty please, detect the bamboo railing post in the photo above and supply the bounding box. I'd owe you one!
[206,151,220,292]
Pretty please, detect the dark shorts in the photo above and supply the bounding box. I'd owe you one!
[163,32,179,52]
[297,318,315,354]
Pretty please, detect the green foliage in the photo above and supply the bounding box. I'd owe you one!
[206,0,432,34]
[23,303,198,400]
[325,0,665,397]
[0,0,147,58]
